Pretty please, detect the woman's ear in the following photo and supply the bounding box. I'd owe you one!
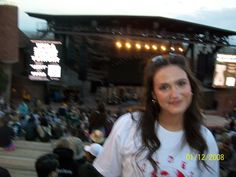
[151,92,158,104]
[152,91,156,99]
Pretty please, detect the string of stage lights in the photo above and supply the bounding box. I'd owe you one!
[115,40,185,53]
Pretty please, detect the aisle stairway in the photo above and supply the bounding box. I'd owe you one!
[0,140,54,177]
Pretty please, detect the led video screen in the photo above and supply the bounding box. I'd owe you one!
[212,53,236,88]
[28,40,62,81]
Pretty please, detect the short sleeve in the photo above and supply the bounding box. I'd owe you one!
[93,113,136,177]
[200,127,220,177]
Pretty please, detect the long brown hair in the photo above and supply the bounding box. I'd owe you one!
[137,54,210,171]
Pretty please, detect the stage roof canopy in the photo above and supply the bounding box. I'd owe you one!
[27,13,236,85]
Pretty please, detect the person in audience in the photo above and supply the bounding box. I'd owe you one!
[35,153,59,177]
[65,126,85,161]
[227,134,236,177]
[93,54,219,177]
[51,121,64,140]
[218,132,232,172]
[90,129,105,145]
[89,102,107,135]
[0,114,16,151]
[53,138,79,177]
[0,166,11,177]
[9,112,22,137]
[17,99,29,117]
[79,143,103,177]
[23,114,38,141]
[65,132,86,171]
[37,118,52,142]
[78,126,90,142]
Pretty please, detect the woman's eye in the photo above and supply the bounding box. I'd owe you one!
[177,80,187,87]
[159,85,169,91]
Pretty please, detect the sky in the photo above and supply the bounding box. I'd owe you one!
[1,0,236,40]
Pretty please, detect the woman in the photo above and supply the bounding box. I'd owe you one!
[93,54,219,177]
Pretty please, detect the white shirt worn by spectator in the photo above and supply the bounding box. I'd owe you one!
[93,112,219,177]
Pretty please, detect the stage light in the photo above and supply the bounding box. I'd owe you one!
[125,42,132,49]
[160,45,166,51]
[178,47,184,52]
[170,46,175,51]
[116,41,122,49]
[135,43,141,50]
[144,44,150,50]
[152,45,158,50]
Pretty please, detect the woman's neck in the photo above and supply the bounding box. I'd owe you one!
[158,112,184,131]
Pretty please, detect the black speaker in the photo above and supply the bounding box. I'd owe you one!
[196,52,207,82]
[197,52,215,87]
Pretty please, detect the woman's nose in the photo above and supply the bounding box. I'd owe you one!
[169,87,180,98]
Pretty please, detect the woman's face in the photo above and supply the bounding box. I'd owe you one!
[153,65,192,116]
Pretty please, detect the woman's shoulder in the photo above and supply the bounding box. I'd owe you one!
[115,111,141,126]
[200,125,218,152]
[111,111,142,134]
[200,126,214,138]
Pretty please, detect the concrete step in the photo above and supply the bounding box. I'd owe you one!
[0,140,54,176]
[0,155,35,171]
[8,168,37,177]
[0,148,50,159]
[14,140,53,151]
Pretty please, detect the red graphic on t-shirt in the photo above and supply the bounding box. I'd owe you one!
[181,161,186,169]
[176,170,185,177]
[160,170,169,176]
[151,170,158,177]
[150,168,186,177]
[168,155,174,163]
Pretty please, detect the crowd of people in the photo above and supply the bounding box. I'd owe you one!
[0,98,120,145]
[0,54,236,177]
[0,97,123,177]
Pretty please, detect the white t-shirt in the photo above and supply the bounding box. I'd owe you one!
[93,112,219,177]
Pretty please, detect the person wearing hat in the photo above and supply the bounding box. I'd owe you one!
[53,138,79,177]
[90,129,105,145]
[78,143,103,177]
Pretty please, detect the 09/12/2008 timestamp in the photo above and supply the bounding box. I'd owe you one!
[185,153,224,161]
